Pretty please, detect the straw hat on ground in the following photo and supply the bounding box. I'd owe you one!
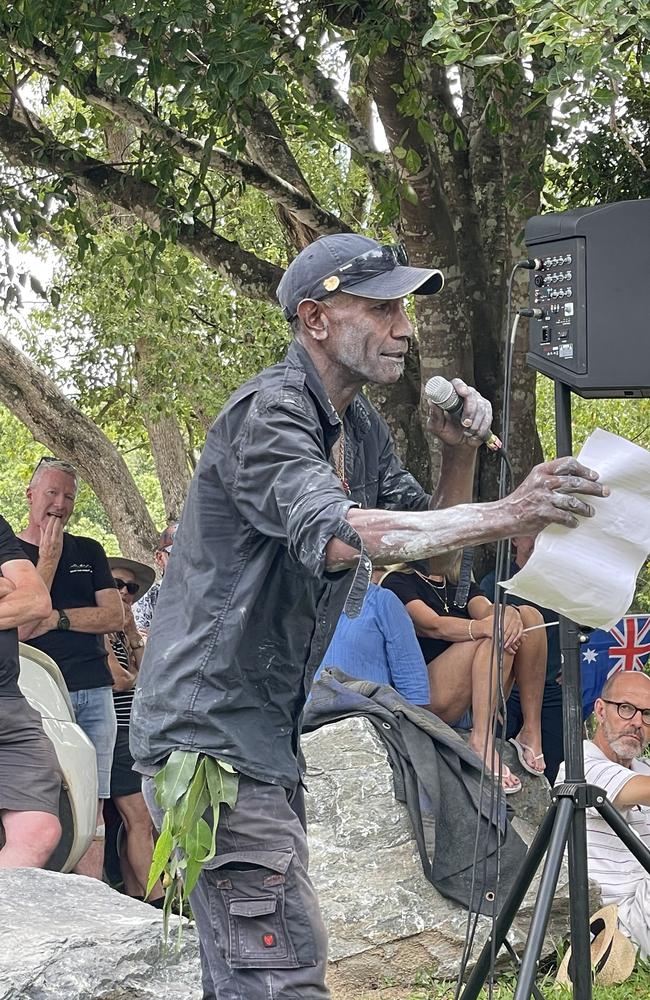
[555,903,637,988]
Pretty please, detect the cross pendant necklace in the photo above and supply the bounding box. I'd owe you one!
[417,571,450,613]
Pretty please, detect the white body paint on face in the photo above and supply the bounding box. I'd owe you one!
[321,294,412,388]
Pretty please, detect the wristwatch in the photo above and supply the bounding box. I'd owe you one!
[56,610,70,631]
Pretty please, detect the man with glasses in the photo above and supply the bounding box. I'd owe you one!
[131,233,608,1000]
[133,522,177,636]
[16,457,124,879]
[556,671,650,958]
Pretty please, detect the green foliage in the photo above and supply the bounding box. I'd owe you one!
[0,404,165,550]
[0,0,347,291]
[545,76,650,211]
[536,377,650,459]
[421,0,650,114]
[150,750,239,940]
[11,218,290,452]
[389,960,650,997]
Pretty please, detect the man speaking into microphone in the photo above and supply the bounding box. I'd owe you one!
[131,233,608,1000]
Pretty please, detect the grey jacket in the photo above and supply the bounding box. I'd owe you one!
[130,341,429,788]
[304,669,528,914]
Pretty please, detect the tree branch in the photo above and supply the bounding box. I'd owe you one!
[11,37,349,238]
[294,59,394,195]
[0,332,157,561]
[0,111,284,301]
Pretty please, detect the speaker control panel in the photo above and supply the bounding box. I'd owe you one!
[527,238,586,374]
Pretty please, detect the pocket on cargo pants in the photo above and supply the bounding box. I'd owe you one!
[205,847,318,970]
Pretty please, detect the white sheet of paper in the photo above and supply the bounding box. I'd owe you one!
[500,428,650,629]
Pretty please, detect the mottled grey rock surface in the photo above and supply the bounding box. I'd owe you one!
[1,721,597,999]
[302,717,599,993]
[0,868,202,1000]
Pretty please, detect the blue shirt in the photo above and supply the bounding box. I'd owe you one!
[317,584,431,705]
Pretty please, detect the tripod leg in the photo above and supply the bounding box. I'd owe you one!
[513,796,575,1000]
[460,801,559,1000]
[502,940,546,1000]
[598,797,650,872]
[565,807,593,1000]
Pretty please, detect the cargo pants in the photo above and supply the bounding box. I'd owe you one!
[143,772,330,1000]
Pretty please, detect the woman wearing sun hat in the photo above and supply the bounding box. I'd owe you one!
[105,555,163,904]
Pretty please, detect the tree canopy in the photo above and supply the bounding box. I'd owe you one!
[0,0,648,567]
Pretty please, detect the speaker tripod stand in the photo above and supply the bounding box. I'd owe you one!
[460,381,650,1000]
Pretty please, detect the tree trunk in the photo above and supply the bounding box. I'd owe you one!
[0,334,157,562]
[144,413,191,522]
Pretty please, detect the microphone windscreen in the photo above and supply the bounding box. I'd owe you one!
[424,375,459,411]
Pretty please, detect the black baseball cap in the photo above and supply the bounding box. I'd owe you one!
[276,234,444,321]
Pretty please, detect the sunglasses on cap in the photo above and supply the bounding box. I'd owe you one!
[113,577,139,596]
[287,243,409,320]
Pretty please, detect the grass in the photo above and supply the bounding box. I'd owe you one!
[350,960,650,999]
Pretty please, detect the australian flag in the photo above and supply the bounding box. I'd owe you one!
[581,615,650,717]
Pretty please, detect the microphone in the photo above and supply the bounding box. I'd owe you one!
[424,376,501,451]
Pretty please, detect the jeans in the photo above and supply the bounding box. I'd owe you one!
[143,773,330,1000]
[69,687,117,799]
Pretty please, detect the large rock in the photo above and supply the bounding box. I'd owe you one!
[302,717,599,994]
[1,721,598,999]
[0,868,202,1000]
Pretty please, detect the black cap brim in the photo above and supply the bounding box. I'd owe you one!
[335,265,444,301]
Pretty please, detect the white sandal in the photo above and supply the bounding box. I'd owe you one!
[509,737,545,776]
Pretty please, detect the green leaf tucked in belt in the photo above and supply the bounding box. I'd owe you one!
[146,750,239,942]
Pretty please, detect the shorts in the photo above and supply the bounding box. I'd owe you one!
[69,687,117,799]
[0,695,61,816]
[110,726,142,798]
[453,709,473,731]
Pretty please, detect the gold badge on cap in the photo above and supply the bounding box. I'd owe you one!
[323,275,340,291]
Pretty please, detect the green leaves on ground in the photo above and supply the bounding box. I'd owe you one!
[148,750,239,942]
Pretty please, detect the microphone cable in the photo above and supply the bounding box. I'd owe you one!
[454,258,537,998]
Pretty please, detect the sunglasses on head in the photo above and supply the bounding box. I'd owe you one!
[113,577,139,596]
[31,455,78,479]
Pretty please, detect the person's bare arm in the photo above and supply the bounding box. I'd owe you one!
[20,587,124,640]
[467,595,523,650]
[0,560,51,629]
[121,604,145,668]
[32,514,64,590]
[610,774,650,809]
[325,457,609,570]
[104,636,137,692]
[402,598,484,643]
[429,442,479,512]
